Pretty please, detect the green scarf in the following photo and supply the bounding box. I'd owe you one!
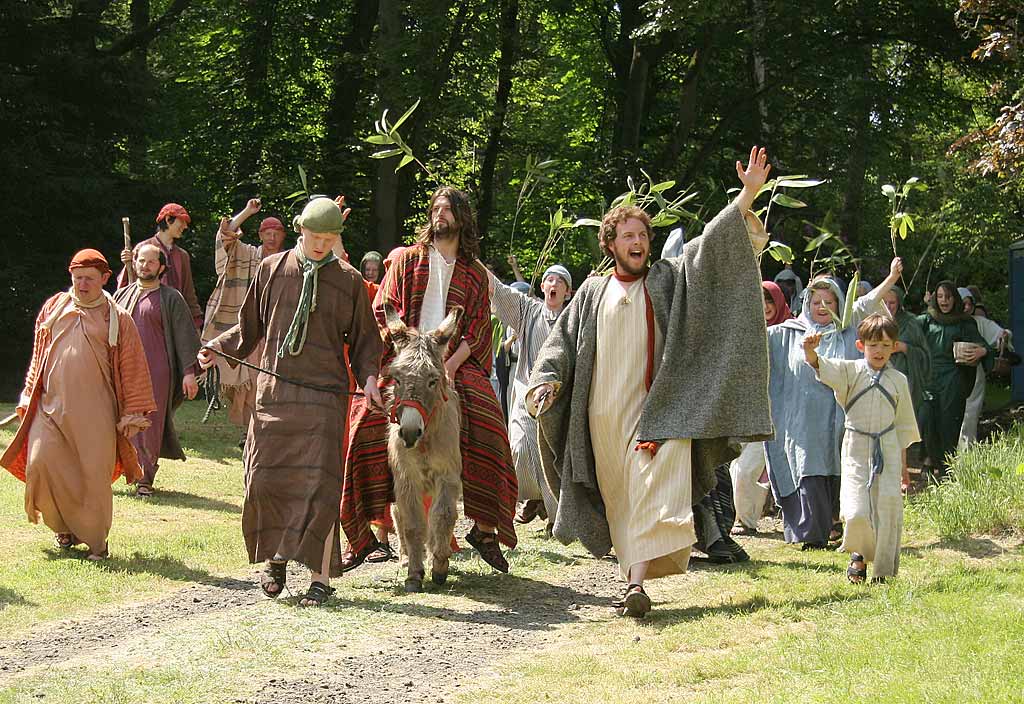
[277,240,338,358]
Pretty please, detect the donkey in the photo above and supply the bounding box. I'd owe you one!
[383,304,463,593]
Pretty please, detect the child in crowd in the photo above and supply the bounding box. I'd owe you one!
[803,313,920,584]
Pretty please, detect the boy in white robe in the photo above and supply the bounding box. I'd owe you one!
[803,313,920,583]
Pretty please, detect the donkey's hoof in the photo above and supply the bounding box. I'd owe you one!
[404,578,423,593]
[430,570,448,586]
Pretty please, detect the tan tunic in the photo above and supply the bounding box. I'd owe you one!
[25,306,120,554]
[589,277,694,581]
[817,357,920,577]
[212,250,381,576]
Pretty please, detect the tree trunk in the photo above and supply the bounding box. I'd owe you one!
[657,27,713,173]
[322,0,379,190]
[370,0,404,252]
[235,0,278,196]
[476,0,519,250]
[127,0,150,176]
[838,47,874,250]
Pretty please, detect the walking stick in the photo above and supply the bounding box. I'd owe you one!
[121,216,136,283]
[0,413,19,428]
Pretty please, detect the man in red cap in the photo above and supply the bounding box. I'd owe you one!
[119,203,203,330]
[202,198,288,430]
[2,249,156,560]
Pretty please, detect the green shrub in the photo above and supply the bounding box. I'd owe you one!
[908,424,1024,539]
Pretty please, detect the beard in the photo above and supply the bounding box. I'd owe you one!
[433,219,458,240]
[612,250,648,277]
[137,270,160,283]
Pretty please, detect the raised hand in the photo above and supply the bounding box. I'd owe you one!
[889,257,903,278]
[334,195,353,224]
[802,332,822,352]
[736,146,771,194]
[246,198,262,213]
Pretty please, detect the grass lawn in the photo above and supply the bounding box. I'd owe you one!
[1,400,1023,703]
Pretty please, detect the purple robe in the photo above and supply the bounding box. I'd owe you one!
[130,288,170,486]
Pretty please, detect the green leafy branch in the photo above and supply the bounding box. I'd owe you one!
[882,176,927,290]
[284,165,312,210]
[509,155,558,254]
[729,174,827,266]
[529,207,575,291]
[365,99,439,183]
[802,223,858,282]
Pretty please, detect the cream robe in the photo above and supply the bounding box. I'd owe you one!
[589,277,694,581]
[729,442,769,530]
[816,357,920,577]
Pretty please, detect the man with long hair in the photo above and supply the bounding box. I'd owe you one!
[341,186,518,574]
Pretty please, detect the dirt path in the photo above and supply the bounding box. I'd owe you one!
[250,560,624,704]
[0,548,624,703]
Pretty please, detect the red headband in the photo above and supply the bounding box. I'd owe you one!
[156,203,191,225]
[68,248,110,274]
[259,217,285,234]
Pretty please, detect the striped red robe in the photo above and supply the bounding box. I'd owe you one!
[341,244,518,552]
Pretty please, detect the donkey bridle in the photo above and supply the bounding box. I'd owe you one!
[388,379,450,430]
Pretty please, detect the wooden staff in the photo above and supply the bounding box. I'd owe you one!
[0,413,19,428]
[121,216,136,283]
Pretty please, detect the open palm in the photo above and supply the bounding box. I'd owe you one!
[736,146,771,193]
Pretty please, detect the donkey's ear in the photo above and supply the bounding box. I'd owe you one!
[431,305,463,347]
[383,304,409,344]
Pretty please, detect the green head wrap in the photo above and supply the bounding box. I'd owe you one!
[293,197,346,234]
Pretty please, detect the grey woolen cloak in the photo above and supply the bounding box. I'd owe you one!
[528,203,774,559]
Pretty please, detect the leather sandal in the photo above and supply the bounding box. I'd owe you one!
[340,537,382,574]
[847,553,867,585]
[260,560,287,598]
[623,584,651,618]
[299,581,335,607]
[55,533,79,549]
[465,525,509,573]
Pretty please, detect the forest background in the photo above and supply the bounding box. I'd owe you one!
[1,0,1021,392]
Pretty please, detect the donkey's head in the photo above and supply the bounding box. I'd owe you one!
[385,304,462,449]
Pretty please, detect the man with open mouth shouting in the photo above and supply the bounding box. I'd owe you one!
[527,147,775,618]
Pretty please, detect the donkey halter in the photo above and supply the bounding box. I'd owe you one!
[388,377,450,430]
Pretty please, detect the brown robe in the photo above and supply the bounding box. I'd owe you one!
[2,292,156,553]
[210,250,381,576]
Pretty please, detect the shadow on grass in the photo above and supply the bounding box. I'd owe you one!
[320,571,610,629]
[42,549,254,591]
[0,586,34,610]
[113,488,241,514]
[645,589,871,628]
[903,535,1011,560]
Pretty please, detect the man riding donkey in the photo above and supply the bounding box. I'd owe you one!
[342,186,518,575]
[528,147,775,617]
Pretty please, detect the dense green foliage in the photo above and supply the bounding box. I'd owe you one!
[1,0,1021,390]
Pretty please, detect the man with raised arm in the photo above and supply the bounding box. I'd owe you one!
[202,198,287,429]
[528,148,775,617]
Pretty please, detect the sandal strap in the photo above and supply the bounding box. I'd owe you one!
[304,581,335,603]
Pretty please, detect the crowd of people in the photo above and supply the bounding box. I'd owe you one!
[2,146,1014,616]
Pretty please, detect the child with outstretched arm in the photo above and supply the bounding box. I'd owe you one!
[803,313,921,584]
